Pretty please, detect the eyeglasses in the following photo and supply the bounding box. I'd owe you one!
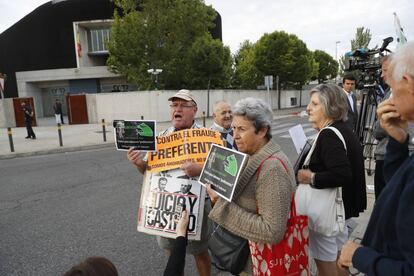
[169,103,196,109]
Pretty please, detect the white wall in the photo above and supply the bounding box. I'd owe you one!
[88,89,294,124]
[0,99,16,127]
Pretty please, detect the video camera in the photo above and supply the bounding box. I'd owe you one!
[344,37,393,89]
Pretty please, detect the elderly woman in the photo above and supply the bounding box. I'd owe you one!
[297,84,366,276]
[206,97,296,274]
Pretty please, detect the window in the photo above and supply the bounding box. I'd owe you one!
[88,28,111,53]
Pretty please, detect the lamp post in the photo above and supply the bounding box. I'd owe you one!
[335,41,341,84]
[147,68,163,90]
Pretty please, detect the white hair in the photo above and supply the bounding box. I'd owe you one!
[389,41,414,81]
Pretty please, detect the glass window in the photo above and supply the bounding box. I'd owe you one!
[88,28,111,52]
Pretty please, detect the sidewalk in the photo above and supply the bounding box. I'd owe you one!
[0,107,305,159]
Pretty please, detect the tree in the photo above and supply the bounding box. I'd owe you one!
[339,27,372,76]
[313,50,338,83]
[186,34,232,89]
[107,0,217,90]
[351,27,372,50]
[253,31,316,89]
[232,40,262,89]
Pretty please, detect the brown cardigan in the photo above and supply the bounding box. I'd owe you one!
[209,139,296,244]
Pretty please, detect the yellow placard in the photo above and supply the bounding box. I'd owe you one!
[147,128,223,172]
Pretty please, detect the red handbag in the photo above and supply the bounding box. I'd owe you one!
[249,156,309,276]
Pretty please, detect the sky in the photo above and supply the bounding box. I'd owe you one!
[1,0,413,59]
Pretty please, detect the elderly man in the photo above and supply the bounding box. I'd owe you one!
[127,89,211,276]
[338,42,414,275]
[210,100,237,150]
[342,74,358,131]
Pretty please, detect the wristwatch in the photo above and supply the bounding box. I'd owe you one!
[310,172,316,187]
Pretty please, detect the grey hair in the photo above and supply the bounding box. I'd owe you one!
[389,41,414,81]
[233,97,273,140]
[309,84,348,121]
[213,100,231,113]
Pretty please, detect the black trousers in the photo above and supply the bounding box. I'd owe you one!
[374,160,386,199]
[25,121,36,138]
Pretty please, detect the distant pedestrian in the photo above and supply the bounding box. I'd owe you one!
[53,98,64,124]
[21,101,36,139]
[63,256,118,276]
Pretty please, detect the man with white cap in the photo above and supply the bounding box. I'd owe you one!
[127,89,211,275]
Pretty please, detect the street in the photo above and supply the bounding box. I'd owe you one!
[0,116,311,275]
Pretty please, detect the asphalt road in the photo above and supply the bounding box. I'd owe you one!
[0,116,307,276]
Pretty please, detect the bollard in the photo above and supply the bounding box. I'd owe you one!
[102,119,107,142]
[202,111,206,127]
[7,127,15,152]
[57,123,63,147]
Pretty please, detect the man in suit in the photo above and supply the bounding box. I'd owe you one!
[342,74,358,132]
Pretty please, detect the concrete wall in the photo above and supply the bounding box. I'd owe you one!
[88,89,306,124]
[0,99,16,127]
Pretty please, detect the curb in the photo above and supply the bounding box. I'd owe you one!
[0,143,114,160]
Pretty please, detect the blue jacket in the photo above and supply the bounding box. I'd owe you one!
[353,136,414,275]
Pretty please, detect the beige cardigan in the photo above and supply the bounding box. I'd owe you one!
[209,139,296,244]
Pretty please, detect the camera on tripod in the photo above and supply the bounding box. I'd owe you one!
[344,37,393,89]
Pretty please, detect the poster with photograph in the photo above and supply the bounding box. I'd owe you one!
[113,120,156,151]
[137,173,206,240]
[199,144,247,202]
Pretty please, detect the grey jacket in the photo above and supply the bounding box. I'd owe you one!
[373,90,392,160]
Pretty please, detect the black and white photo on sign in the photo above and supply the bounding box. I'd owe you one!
[138,173,205,240]
[113,120,156,151]
[199,144,247,202]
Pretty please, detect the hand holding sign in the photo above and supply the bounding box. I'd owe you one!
[180,161,203,178]
[127,147,147,173]
[206,184,219,206]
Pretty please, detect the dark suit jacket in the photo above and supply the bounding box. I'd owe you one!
[353,137,414,275]
[308,121,367,219]
[344,91,358,132]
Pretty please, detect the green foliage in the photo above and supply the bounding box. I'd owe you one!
[313,50,338,83]
[232,40,262,89]
[107,0,222,90]
[186,34,232,89]
[351,27,372,50]
[339,27,372,78]
[253,31,316,89]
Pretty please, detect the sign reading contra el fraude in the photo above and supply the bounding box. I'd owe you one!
[147,128,224,173]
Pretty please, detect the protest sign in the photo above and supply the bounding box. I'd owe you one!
[147,128,223,173]
[199,144,247,202]
[113,120,156,151]
[137,174,205,240]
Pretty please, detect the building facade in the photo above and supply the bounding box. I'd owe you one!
[0,0,222,117]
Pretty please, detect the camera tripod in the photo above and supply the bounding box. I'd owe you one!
[356,84,386,176]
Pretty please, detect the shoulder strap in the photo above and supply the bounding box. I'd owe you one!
[323,126,346,200]
[325,126,347,152]
[256,155,289,181]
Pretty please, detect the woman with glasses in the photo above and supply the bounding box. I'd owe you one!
[206,97,296,274]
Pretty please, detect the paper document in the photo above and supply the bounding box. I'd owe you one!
[289,124,308,154]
